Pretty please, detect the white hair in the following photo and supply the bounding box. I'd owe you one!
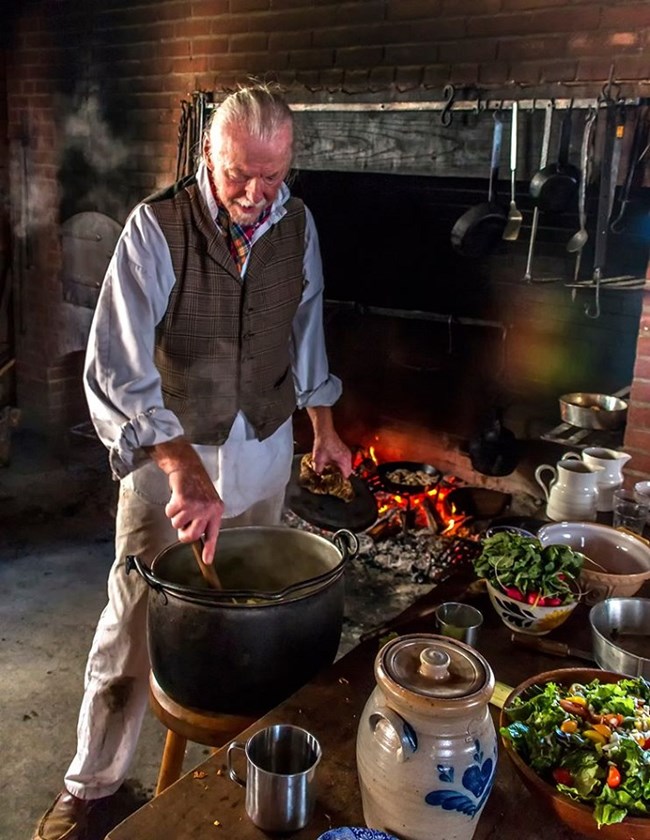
[209,83,294,144]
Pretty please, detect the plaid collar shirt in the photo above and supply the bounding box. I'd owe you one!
[208,173,272,273]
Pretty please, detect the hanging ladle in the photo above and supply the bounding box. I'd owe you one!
[523,101,553,283]
[192,539,223,590]
[566,107,597,260]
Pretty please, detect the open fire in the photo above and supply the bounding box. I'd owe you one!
[283,442,487,589]
[351,444,473,539]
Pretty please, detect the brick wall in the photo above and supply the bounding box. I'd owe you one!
[0,45,10,376]
[2,0,649,459]
[625,279,650,484]
[90,0,650,100]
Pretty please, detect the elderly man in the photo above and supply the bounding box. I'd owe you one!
[33,83,351,840]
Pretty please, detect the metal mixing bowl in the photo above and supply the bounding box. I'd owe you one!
[589,597,650,678]
[559,393,628,430]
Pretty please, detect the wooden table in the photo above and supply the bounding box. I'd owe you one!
[106,567,642,840]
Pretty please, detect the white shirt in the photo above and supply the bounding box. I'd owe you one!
[84,162,341,518]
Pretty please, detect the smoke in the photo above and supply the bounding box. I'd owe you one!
[9,90,135,240]
[58,90,138,223]
[62,92,130,175]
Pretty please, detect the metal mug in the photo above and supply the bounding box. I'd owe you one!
[434,601,483,646]
[227,723,321,832]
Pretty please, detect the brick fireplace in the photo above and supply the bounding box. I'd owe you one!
[288,167,648,495]
[1,0,649,494]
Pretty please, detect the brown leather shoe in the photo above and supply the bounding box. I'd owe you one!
[33,791,96,840]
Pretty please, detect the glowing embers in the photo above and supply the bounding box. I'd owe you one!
[352,444,472,538]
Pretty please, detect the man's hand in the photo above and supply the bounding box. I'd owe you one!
[306,406,352,477]
[165,466,224,564]
[144,437,224,564]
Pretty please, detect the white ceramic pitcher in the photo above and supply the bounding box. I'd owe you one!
[561,448,631,512]
[534,459,604,522]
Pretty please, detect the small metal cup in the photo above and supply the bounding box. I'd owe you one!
[435,602,483,646]
[227,723,321,832]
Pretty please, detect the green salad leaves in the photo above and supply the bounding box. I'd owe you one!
[502,677,650,826]
[473,532,583,606]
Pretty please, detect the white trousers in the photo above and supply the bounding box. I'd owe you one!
[64,468,285,800]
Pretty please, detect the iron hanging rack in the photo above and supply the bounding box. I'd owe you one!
[202,97,646,113]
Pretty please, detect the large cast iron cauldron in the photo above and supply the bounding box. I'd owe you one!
[126,527,358,715]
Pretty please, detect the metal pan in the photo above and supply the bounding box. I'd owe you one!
[559,392,628,430]
[285,455,378,532]
[376,461,441,495]
[530,106,580,213]
[451,112,507,258]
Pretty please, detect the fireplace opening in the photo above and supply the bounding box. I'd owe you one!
[291,169,648,488]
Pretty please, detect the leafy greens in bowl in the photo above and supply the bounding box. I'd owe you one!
[500,669,650,833]
[474,531,583,606]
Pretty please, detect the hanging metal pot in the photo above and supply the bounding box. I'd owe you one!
[127,526,358,715]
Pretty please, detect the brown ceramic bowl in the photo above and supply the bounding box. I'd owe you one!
[538,522,650,603]
[500,667,650,840]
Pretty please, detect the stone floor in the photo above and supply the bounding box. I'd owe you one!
[0,431,448,840]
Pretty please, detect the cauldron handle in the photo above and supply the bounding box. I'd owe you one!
[125,555,165,595]
[332,529,359,560]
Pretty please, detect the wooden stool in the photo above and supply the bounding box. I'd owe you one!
[149,672,258,795]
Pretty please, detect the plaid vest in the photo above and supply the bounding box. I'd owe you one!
[147,179,306,445]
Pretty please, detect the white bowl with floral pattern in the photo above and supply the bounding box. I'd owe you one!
[485,580,578,635]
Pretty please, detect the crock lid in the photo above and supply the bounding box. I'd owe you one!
[379,634,488,700]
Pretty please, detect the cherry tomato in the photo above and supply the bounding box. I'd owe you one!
[606,766,622,788]
[553,768,573,786]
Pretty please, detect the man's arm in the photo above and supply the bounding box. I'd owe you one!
[84,205,222,563]
[293,207,352,477]
[144,437,224,565]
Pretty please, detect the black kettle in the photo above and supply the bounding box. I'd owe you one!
[468,407,519,477]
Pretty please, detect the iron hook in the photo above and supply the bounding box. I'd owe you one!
[600,64,621,105]
[441,84,456,127]
[585,276,601,319]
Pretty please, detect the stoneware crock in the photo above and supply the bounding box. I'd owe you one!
[356,634,496,840]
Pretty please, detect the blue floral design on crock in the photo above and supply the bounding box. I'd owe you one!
[437,764,454,783]
[493,593,535,629]
[317,828,399,840]
[425,739,496,817]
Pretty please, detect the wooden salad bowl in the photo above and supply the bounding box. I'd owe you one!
[499,667,650,840]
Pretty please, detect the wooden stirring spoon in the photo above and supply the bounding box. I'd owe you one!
[192,540,223,590]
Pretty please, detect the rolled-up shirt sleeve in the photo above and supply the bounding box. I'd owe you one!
[291,206,342,409]
[83,204,184,479]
